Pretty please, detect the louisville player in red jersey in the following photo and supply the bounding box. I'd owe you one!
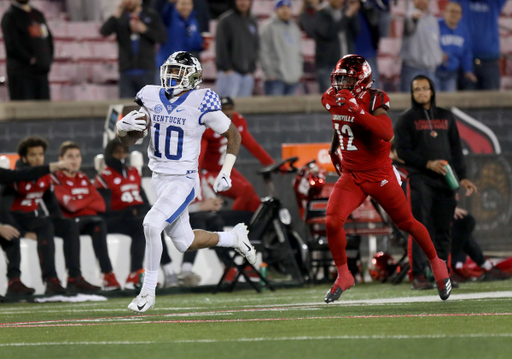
[322,55,452,303]
[200,97,275,212]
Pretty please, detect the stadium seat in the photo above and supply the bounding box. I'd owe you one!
[378,38,402,57]
[251,0,272,17]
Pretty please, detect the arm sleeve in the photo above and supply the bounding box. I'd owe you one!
[88,185,107,213]
[448,115,467,180]
[100,16,118,37]
[54,185,98,213]
[394,116,430,170]
[358,111,394,142]
[403,10,418,36]
[215,18,233,71]
[462,27,473,73]
[259,25,279,79]
[202,111,231,135]
[1,14,33,65]
[0,166,51,184]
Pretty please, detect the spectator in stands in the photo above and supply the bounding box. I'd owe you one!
[0,159,75,299]
[95,140,147,290]
[153,0,210,33]
[154,0,204,85]
[65,0,102,21]
[436,2,477,92]
[215,0,259,97]
[100,0,167,98]
[451,206,512,282]
[1,0,53,100]
[299,0,322,38]
[313,0,360,92]
[354,0,383,88]
[260,0,303,96]
[399,0,443,93]
[394,75,477,289]
[52,141,121,291]
[455,0,507,90]
[200,97,274,212]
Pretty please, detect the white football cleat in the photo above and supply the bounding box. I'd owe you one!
[231,223,256,266]
[128,293,155,313]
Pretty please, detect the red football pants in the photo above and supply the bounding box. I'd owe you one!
[205,168,261,212]
[325,169,438,267]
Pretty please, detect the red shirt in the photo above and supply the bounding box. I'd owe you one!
[51,171,106,218]
[95,166,144,211]
[322,87,392,173]
[10,175,52,213]
[199,112,274,172]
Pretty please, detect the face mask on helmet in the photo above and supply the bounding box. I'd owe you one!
[160,52,203,96]
[332,75,358,92]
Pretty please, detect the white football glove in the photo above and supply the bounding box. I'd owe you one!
[116,110,147,136]
[213,170,232,192]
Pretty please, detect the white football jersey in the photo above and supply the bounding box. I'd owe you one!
[136,86,230,175]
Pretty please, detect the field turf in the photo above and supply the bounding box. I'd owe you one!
[1,280,511,359]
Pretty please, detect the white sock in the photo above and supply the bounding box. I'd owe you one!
[162,262,174,276]
[141,269,158,296]
[181,262,193,273]
[482,260,493,271]
[216,231,238,247]
[455,262,464,270]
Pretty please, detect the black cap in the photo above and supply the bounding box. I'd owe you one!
[220,97,234,107]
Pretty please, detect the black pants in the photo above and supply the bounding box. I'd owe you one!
[53,218,82,278]
[409,176,457,277]
[10,213,57,280]
[0,235,21,281]
[8,72,50,100]
[74,216,113,274]
[451,213,486,267]
[104,215,145,272]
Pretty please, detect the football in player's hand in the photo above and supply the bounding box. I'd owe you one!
[127,113,150,139]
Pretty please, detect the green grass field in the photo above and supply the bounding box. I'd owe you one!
[1,281,512,359]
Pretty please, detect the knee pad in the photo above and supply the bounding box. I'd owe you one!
[326,214,346,234]
[163,225,193,253]
[143,224,162,244]
[143,207,168,231]
[396,217,415,233]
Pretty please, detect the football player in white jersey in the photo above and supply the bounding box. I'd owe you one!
[116,51,256,313]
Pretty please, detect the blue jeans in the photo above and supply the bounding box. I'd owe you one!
[215,71,255,97]
[435,70,458,92]
[400,64,436,92]
[463,58,500,90]
[264,80,299,96]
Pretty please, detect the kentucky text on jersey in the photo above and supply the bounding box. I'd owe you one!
[333,115,355,123]
[152,114,187,125]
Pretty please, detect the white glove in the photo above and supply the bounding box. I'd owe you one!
[116,110,147,136]
[213,170,232,192]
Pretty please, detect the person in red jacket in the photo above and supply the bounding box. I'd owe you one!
[51,141,121,290]
[322,55,451,303]
[199,97,275,212]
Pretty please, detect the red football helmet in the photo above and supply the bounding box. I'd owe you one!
[331,54,373,95]
[293,161,327,202]
[368,252,398,282]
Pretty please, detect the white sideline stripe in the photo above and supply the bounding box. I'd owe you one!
[2,333,512,346]
[451,107,501,154]
[0,291,511,315]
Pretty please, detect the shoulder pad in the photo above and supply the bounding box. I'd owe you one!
[198,89,221,113]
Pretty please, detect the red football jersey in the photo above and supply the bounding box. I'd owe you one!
[51,171,106,218]
[11,175,52,213]
[200,112,274,172]
[95,166,144,211]
[322,87,393,172]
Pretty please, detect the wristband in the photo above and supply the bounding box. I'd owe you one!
[221,154,236,176]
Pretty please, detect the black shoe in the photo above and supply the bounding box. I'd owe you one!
[480,267,512,281]
[6,278,35,297]
[436,278,452,301]
[411,276,435,290]
[45,277,67,295]
[324,285,343,303]
[67,276,101,294]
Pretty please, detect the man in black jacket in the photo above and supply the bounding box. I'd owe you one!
[394,75,477,289]
[100,0,167,98]
[1,0,53,100]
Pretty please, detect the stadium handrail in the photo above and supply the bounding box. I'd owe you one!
[1,91,512,121]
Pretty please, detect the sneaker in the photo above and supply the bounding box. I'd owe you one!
[128,293,155,313]
[67,276,101,294]
[125,269,145,291]
[480,267,512,281]
[163,273,179,288]
[324,264,355,303]
[411,276,435,290]
[436,278,452,301]
[177,271,201,287]
[6,278,35,297]
[103,272,121,291]
[324,285,344,303]
[45,277,67,296]
[232,223,256,266]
